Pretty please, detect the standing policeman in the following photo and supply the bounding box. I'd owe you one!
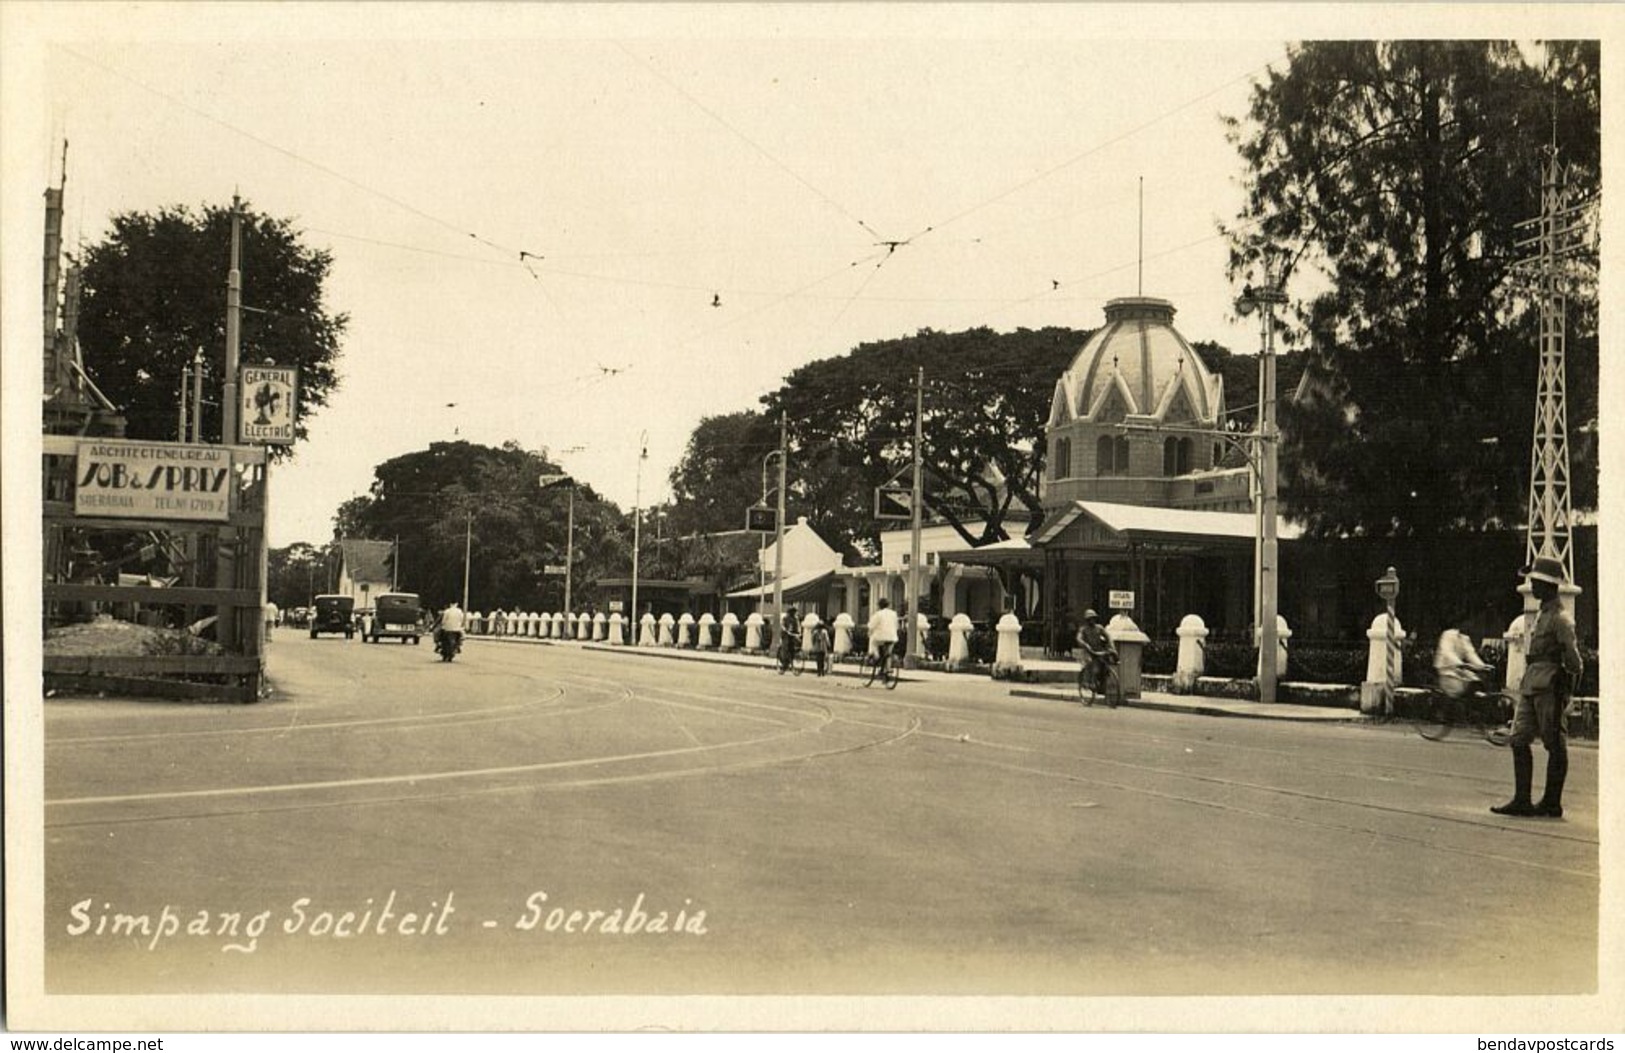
[1492,557,1583,818]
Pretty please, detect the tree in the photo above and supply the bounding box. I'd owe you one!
[665,328,1086,558]
[77,201,347,455]
[267,542,329,609]
[334,441,629,612]
[1226,41,1600,536]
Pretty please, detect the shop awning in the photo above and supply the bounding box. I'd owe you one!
[933,537,1042,568]
[725,568,836,600]
[1033,499,1303,547]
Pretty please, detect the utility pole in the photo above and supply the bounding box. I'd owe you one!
[223,197,242,447]
[564,484,575,616]
[1237,273,1286,705]
[632,432,648,626]
[178,360,190,441]
[907,367,924,666]
[191,349,204,443]
[462,509,472,611]
[392,535,399,591]
[773,413,788,621]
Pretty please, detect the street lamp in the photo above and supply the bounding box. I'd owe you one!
[631,432,649,625]
[1235,271,1288,705]
[759,448,784,612]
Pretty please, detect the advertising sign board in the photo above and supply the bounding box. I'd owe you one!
[74,440,232,521]
[875,486,913,520]
[1108,589,1136,611]
[746,505,778,533]
[240,365,298,444]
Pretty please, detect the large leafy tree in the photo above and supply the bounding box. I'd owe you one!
[1226,40,1599,536]
[77,202,347,454]
[669,327,1086,558]
[335,441,628,612]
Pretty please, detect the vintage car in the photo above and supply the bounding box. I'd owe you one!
[367,592,424,645]
[309,594,355,639]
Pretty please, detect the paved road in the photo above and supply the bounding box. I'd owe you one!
[43,633,1597,998]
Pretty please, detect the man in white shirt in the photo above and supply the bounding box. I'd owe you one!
[867,598,900,665]
[1433,623,1489,699]
[437,602,466,654]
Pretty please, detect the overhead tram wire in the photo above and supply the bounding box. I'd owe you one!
[612,40,887,247]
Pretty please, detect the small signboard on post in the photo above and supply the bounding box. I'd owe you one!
[1108,589,1136,611]
[875,486,913,520]
[746,505,778,533]
[239,365,298,444]
[543,564,568,575]
[74,440,232,521]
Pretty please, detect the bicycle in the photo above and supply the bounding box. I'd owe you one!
[862,644,900,689]
[1076,653,1122,708]
[1414,679,1513,746]
[776,638,801,676]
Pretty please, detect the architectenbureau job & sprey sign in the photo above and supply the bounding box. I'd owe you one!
[74,440,232,522]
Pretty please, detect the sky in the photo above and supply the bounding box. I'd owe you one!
[5,3,1615,547]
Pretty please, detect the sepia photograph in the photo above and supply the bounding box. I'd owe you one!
[3,2,1619,1038]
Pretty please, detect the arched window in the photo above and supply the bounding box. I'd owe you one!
[1051,436,1072,480]
[1165,437,1194,475]
[1096,435,1114,477]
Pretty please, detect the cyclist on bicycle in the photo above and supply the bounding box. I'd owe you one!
[1075,609,1117,690]
[1434,619,1492,699]
[868,598,899,672]
[777,606,801,671]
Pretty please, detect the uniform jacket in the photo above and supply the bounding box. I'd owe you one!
[1519,599,1583,698]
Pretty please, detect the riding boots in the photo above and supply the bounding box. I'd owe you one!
[1534,747,1568,818]
[1491,744,1538,817]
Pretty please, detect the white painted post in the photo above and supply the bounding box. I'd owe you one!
[1173,614,1208,694]
[993,611,1023,678]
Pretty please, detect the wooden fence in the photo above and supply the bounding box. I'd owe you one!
[42,435,268,703]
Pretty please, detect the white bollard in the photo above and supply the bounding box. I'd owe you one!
[1361,613,1407,714]
[658,612,675,647]
[1255,614,1291,681]
[552,612,566,639]
[993,611,1023,677]
[470,611,484,635]
[608,612,625,646]
[574,611,588,640]
[832,613,854,659]
[720,612,739,651]
[744,613,763,652]
[697,612,716,649]
[594,612,607,641]
[1106,612,1150,700]
[678,612,694,648]
[916,613,932,660]
[539,612,552,639]
[947,613,973,669]
[800,612,820,652]
[639,612,657,647]
[1173,614,1208,693]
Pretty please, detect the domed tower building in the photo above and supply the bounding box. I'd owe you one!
[1031,296,1274,644]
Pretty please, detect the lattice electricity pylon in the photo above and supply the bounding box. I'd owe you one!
[1513,143,1590,579]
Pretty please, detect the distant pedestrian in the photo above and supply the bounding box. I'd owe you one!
[264,600,279,640]
[1492,558,1583,819]
[809,620,831,676]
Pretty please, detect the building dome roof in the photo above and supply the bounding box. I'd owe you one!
[1047,296,1224,428]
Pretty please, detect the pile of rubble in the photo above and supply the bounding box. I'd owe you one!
[44,614,223,658]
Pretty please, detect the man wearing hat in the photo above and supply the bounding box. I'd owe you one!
[1492,556,1583,818]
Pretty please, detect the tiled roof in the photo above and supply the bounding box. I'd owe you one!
[339,539,395,585]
